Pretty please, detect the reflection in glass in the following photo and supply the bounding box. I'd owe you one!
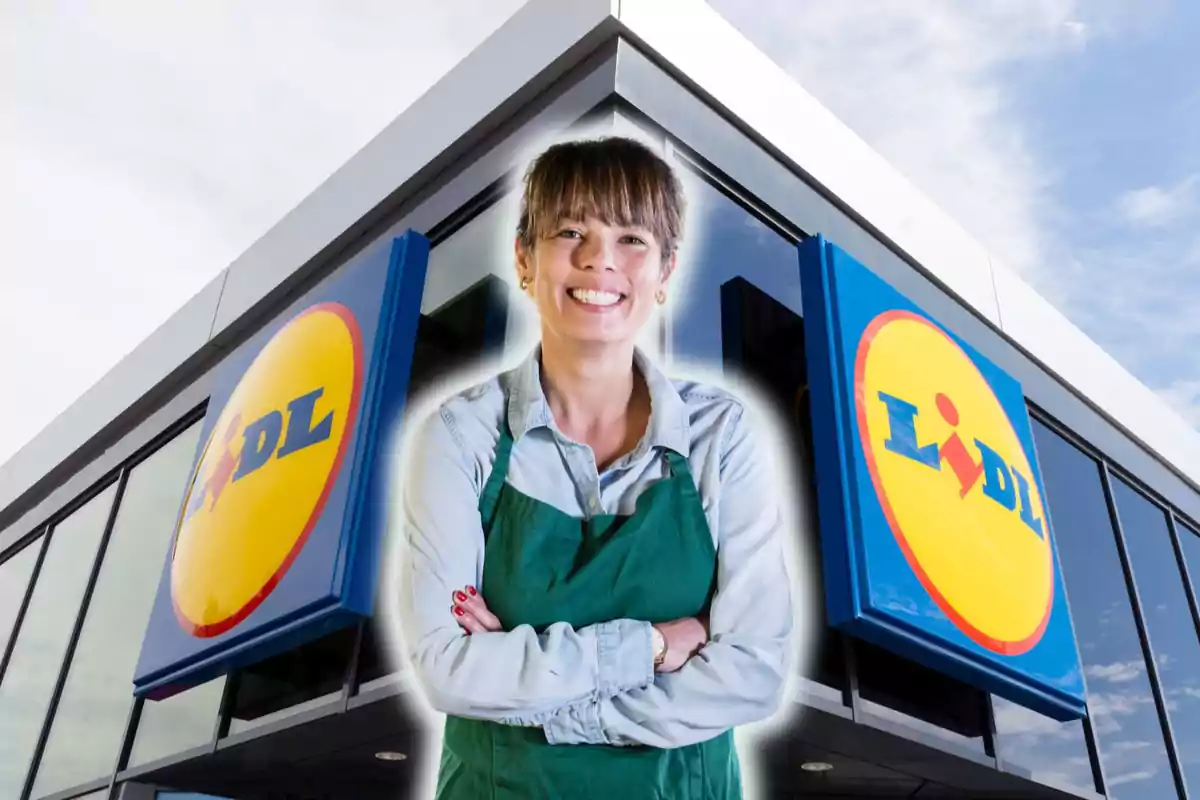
[0,483,117,798]
[227,625,356,735]
[128,676,225,767]
[0,540,40,662]
[1031,421,1173,797]
[369,200,521,688]
[33,424,203,795]
[1112,478,1200,795]
[993,696,1093,793]
[668,172,802,372]
[1178,524,1200,624]
[665,176,842,695]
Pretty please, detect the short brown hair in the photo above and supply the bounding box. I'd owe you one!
[516,136,685,261]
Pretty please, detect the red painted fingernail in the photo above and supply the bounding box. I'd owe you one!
[453,606,465,616]
[454,591,467,602]
[467,586,477,596]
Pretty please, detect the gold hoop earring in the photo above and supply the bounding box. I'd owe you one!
[655,290,667,306]
[520,276,531,292]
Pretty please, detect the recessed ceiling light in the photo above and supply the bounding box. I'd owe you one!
[375,751,408,762]
[801,761,834,772]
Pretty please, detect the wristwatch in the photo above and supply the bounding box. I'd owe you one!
[651,626,667,668]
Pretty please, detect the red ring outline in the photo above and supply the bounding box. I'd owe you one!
[854,309,1053,656]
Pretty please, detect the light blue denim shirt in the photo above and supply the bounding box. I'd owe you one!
[396,345,796,749]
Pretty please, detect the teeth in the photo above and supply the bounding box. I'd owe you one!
[569,289,622,306]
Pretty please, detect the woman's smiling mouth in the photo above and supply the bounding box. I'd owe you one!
[567,288,626,307]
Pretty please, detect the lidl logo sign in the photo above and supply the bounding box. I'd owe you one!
[172,304,363,638]
[133,232,429,699]
[800,237,1085,720]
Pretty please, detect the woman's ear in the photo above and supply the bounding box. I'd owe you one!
[659,250,678,289]
[514,236,532,289]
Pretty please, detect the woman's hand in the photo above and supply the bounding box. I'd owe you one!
[452,586,503,634]
[654,616,709,673]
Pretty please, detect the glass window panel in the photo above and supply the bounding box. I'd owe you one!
[366,200,523,688]
[414,195,525,394]
[33,423,204,796]
[1112,478,1200,795]
[226,625,356,735]
[128,675,225,768]
[667,171,802,371]
[0,539,41,662]
[992,695,1094,793]
[0,483,117,798]
[1178,523,1200,621]
[665,176,844,692]
[1030,420,1174,797]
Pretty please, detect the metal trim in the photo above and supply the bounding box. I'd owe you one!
[1099,463,1189,800]
[1167,513,1200,644]
[0,527,49,686]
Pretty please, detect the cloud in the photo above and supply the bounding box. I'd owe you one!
[707,0,1094,275]
[1085,660,1145,684]
[1115,175,1199,228]
[1108,769,1157,786]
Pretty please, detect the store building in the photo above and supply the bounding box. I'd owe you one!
[2,1,1199,798]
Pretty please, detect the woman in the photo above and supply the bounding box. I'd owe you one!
[397,135,796,799]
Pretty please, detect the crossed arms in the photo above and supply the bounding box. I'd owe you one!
[395,402,797,749]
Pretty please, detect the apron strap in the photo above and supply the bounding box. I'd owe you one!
[663,449,700,501]
[478,423,515,526]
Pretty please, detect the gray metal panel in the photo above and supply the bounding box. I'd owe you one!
[0,273,226,534]
[208,0,619,339]
[607,42,1200,526]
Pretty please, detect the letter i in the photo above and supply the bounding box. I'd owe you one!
[936,394,984,497]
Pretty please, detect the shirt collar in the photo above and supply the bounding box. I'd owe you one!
[505,345,691,458]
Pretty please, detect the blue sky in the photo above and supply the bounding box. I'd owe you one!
[711,0,1200,423]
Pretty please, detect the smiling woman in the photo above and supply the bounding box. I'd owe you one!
[393,135,798,800]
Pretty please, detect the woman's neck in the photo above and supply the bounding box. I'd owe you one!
[538,333,645,441]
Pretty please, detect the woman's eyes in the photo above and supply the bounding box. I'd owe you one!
[552,229,648,246]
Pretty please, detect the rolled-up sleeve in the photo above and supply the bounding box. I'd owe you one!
[396,406,656,723]
[542,403,796,747]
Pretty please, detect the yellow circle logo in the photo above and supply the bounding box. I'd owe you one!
[171,303,363,638]
[856,311,1052,655]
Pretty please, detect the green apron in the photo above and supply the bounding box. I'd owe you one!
[434,422,742,800]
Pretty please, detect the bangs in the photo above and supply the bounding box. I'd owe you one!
[517,137,684,255]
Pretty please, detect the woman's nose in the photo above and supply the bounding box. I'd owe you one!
[576,234,617,272]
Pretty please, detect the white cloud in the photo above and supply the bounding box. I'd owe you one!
[1085,660,1145,684]
[1115,174,1199,228]
[0,1,526,468]
[707,0,1099,275]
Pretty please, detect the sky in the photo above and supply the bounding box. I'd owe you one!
[2,1,1199,469]
[3,1,1199,794]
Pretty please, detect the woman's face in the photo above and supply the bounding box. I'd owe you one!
[516,214,675,348]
